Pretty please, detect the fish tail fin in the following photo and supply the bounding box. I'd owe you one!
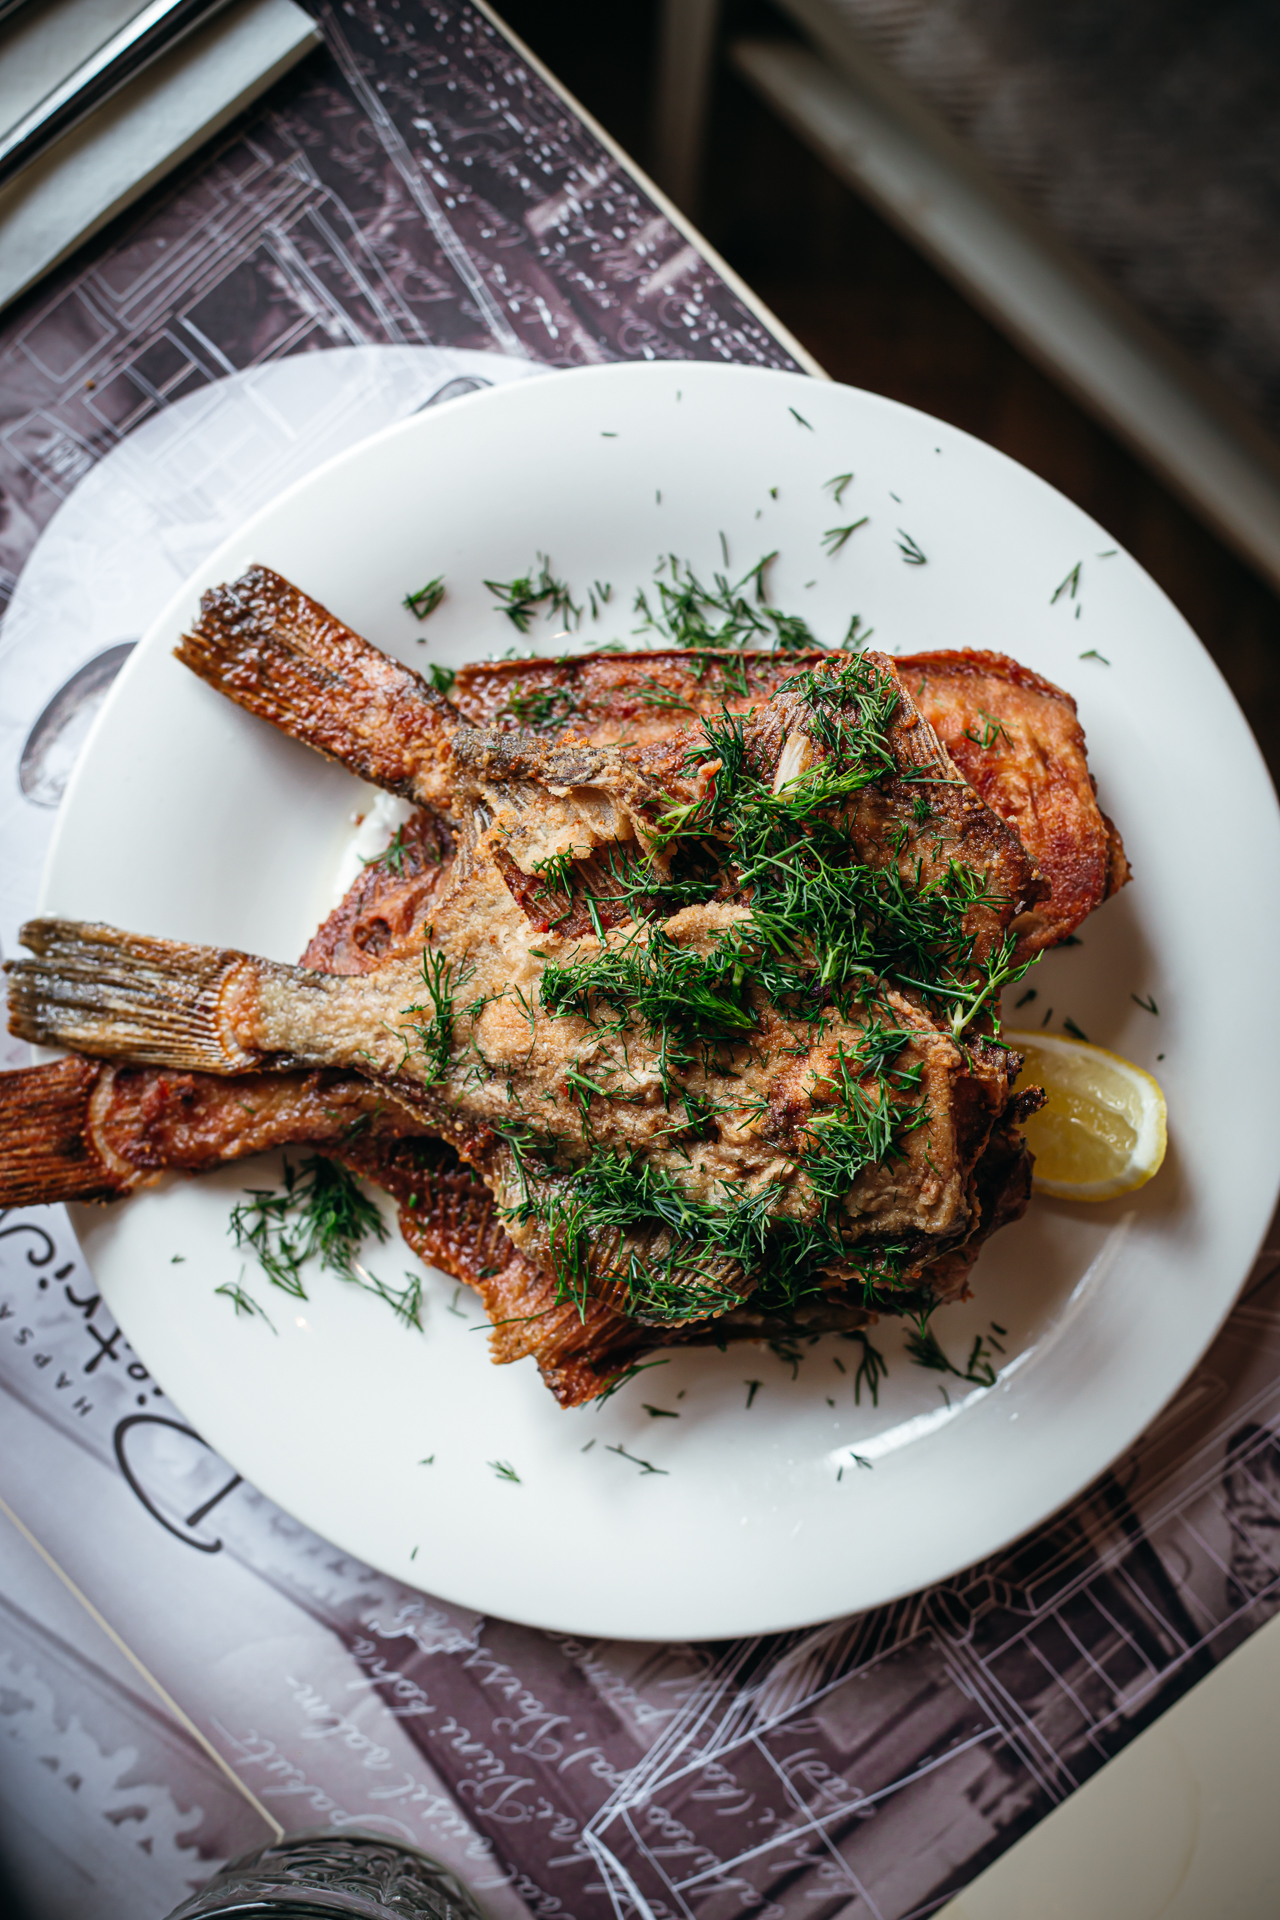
[176,565,457,811]
[0,1055,134,1205]
[6,919,260,1073]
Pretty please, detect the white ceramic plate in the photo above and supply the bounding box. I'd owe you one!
[44,361,1280,1641]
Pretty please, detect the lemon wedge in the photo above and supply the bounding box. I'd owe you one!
[1004,1030,1167,1202]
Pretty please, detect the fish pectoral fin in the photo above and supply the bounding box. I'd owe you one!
[6,918,263,1074]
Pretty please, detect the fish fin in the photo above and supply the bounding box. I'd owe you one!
[176,565,457,811]
[0,1056,131,1205]
[6,920,259,1073]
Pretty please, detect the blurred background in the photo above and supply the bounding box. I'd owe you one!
[502,0,1280,780]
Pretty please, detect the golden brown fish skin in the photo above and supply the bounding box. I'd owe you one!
[450,649,815,747]
[896,648,1130,951]
[302,810,453,972]
[6,654,1042,1278]
[456,645,1120,956]
[177,566,459,814]
[0,1056,426,1207]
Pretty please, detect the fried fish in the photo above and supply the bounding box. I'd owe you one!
[2,565,1116,1403]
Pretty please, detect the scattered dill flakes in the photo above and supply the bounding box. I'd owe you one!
[426,662,456,696]
[232,1157,376,1288]
[486,555,581,632]
[447,1286,466,1318]
[632,551,817,654]
[851,1453,873,1470]
[362,825,408,877]
[643,1404,679,1418]
[745,1379,763,1409]
[1041,1006,1054,1027]
[215,1277,275,1330]
[594,1357,671,1403]
[402,947,475,1083]
[1132,991,1159,1015]
[171,1254,185,1264]
[1063,1017,1089,1041]
[607,1443,669,1475]
[1015,987,1037,1008]
[601,431,618,437]
[1051,562,1082,604]
[1097,548,1118,558]
[1079,648,1110,663]
[906,1320,997,1388]
[1157,1052,1165,1061]
[821,518,869,555]
[489,1460,521,1483]
[788,407,813,429]
[824,472,853,505]
[845,1329,888,1407]
[963,710,1013,750]
[581,1438,596,1452]
[896,529,927,566]
[419,1454,435,1465]
[404,576,445,621]
[769,485,778,498]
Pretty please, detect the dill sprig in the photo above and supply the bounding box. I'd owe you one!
[905,1320,997,1387]
[633,552,819,654]
[486,555,581,632]
[845,1328,887,1405]
[821,518,869,555]
[427,662,456,696]
[361,825,408,878]
[215,1276,275,1330]
[402,946,475,1083]
[404,576,445,620]
[227,1156,423,1329]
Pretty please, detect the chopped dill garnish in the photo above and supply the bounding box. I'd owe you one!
[607,1443,669,1475]
[505,684,572,731]
[419,1454,435,1464]
[486,555,581,632]
[361,825,407,877]
[402,947,475,1083]
[906,1320,997,1387]
[845,1328,887,1406]
[1015,987,1037,1007]
[427,662,456,696]
[963,710,1013,751]
[594,1356,671,1404]
[1132,991,1159,1015]
[632,551,816,654]
[821,518,869,555]
[489,1459,521,1482]
[227,1157,422,1329]
[215,1276,275,1330]
[1051,562,1082,604]
[643,1404,679,1418]
[789,407,813,429]
[1063,1016,1089,1040]
[745,1379,762,1408]
[824,473,854,505]
[896,529,927,566]
[1079,648,1110,663]
[404,576,445,621]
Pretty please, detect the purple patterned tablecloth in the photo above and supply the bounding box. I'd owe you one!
[1,8,1278,1920]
